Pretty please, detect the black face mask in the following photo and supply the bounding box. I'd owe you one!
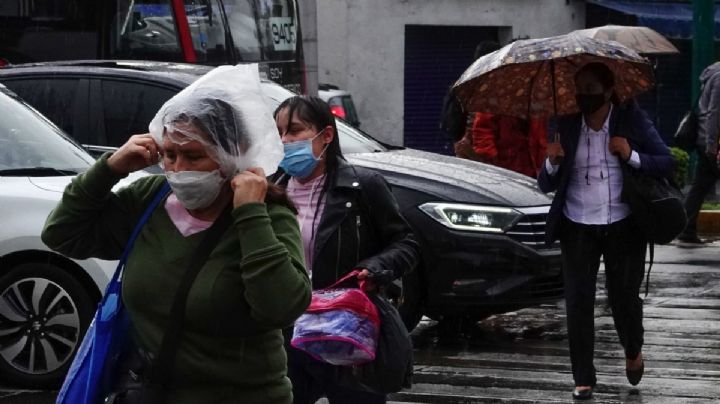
[575,93,608,114]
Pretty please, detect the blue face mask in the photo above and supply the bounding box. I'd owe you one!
[280,132,328,178]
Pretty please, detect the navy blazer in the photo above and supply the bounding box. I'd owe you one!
[537,101,674,243]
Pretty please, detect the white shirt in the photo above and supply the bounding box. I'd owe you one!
[545,106,641,225]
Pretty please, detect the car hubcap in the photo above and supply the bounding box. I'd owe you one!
[0,277,81,375]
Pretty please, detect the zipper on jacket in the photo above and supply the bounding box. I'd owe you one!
[356,215,361,264]
[335,230,341,280]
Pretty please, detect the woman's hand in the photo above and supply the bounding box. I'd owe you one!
[107,134,160,175]
[546,133,564,165]
[609,137,632,161]
[357,269,376,292]
[231,167,268,208]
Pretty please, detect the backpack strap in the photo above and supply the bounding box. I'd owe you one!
[610,106,655,298]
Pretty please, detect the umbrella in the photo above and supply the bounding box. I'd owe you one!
[452,32,655,119]
[574,25,679,55]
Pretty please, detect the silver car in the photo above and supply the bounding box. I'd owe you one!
[0,84,123,387]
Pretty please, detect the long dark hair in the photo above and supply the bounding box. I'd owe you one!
[274,96,344,229]
[274,95,343,174]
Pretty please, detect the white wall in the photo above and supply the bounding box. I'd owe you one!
[316,0,586,146]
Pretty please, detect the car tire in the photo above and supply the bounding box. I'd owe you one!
[0,262,95,388]
[397,268,424,332]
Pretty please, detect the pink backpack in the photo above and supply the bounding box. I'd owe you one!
[291,271,380,366]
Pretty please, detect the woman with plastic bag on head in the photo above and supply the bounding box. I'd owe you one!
[272,96,420,404]
[42,64,311,404]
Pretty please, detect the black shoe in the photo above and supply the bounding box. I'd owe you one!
[677,234,705,244]
[572,387,593,400]
[626,359,644,386]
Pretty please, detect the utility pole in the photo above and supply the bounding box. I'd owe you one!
[692,0,715,103]
[298,0,318,96]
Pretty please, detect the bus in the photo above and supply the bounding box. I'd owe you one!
[0,0,306,93]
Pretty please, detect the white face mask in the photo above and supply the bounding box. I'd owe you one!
[165,170,226,210]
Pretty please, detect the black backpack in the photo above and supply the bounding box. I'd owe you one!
[439,89,468,142]
[333,292,413,394]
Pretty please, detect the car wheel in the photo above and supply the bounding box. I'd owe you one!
[0,262,95,388]
[397,268,424,332]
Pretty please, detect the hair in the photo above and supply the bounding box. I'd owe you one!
[194,98,250,155]
[171,98,250,155]
[265,181,297,213]
[274,95,343,174]
[273,95,344,230]
[575,62,615,91]
[171,97,296,213]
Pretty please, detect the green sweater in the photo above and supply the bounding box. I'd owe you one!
[42,155,311,404]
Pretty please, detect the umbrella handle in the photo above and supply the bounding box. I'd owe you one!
[549,131,564,165]
[550,59,559,118]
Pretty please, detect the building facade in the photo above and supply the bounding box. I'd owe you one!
[316,0,586,152]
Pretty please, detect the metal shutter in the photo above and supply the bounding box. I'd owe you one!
[404,25,498,154]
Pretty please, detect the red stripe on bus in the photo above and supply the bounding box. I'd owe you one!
[171,0,197,63]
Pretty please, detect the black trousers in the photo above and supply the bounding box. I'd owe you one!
[682,151,720,237]
[286,345,386,404]
[560,217,647,387]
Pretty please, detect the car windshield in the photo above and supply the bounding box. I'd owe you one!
[260,82,388,154]
[0,90,94,176]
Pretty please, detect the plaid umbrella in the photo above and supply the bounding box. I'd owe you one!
[574,25,679,56]
[452,32,655,119]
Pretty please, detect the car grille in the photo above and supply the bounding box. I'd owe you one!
[506,206,558,250]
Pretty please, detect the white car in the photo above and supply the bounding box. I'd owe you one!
[0,85,126,387]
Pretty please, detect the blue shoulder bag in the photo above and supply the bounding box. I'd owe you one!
[56,182,171,404]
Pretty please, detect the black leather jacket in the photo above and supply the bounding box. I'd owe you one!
[275,159,419,289]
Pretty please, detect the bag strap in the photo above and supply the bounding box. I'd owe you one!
[123,182,171,258]
[109,182,171,288]
[610,107,655,298]
[326,269,362,289]
[147,205,234,390]
[644,242,653,298]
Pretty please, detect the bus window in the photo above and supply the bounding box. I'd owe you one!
[111,0,230,64]
[0,0,305,92]
[111,0,183,62]
[185,0,230,64]
[223,0,297,63]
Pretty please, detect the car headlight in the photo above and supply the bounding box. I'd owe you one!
[419,202,522,233]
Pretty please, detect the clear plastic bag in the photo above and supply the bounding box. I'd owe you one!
[292,288,380,366]
[149,64,283,176]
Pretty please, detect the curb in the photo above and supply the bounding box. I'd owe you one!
[698,210,720,237]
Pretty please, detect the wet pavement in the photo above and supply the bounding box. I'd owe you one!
[2,242,718,403]
[387,239,720,403]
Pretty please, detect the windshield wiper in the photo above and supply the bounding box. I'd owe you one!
[0,167,78,176]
